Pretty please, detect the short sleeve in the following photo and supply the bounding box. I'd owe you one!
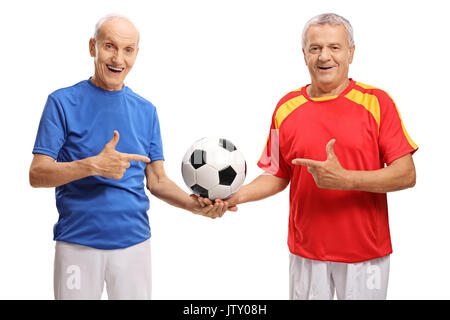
[32,95,67,159]
[378,91,418,165]
[148,108,165,162]
[257,112,291,179]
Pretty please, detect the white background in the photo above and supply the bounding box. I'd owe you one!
[0,0,448,299]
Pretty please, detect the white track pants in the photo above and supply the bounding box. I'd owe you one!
[54,239,152,300]
[289,253,390,300]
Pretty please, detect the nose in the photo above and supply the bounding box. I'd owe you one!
[318,47,331,62]
[112,50,124,65]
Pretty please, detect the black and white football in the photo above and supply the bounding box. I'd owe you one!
[181,137,247,200]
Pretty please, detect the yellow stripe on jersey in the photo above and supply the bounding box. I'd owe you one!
[384,92,419,150]
[355,81,379,90]
[394,105,418,149]
[344,89,381,131]
[345,82,418,149]
[274,95,308,129]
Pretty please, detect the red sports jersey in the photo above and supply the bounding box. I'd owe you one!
[258,79,418,263]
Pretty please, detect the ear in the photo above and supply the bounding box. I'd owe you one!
[89,38,96,57]
[349,45,355,64]
[302,47,307,66]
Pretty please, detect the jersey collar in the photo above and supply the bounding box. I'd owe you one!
[302,79,356,102]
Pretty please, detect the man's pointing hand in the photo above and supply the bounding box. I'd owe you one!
[291,139,352,190]
[92,130,151,179]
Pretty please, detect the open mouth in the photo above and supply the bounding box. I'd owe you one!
[107,65,124,73]
[318,66,333,70]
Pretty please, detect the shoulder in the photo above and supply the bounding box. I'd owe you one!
[49,80,89,97]
[274,86,307,112]
[125,87,157,112]
[269,86,309,129]
[352,81,395,104]
[48,80,90,103]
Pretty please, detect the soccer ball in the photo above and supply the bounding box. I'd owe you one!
[181,137,247,200]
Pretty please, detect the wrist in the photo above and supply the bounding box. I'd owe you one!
[186,195,199,213]
[344,170,358,190]
[77,156,98,177]
[232,188,243,205]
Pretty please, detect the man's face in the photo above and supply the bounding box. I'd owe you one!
[89,18,139,91]
[303,24,355,90]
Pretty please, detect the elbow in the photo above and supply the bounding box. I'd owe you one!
[146,175,169,197]
[405,170,416,189]
[29,168,39,188]
[148,186,163,199]
[146,182,159,196]
[146,185,154,195]
[29,166,43,188]
[409,172,416,188]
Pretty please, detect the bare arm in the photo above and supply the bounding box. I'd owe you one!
[29,154,96,188]
[347,154,416,193]
[29,130,150,188]
[199,173,289,210]
[233,173,289,204]
[292,139,416,193]
[145,160,228,218]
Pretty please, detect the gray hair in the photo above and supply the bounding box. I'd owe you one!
[93,13,140,45]
[302,13,354,49]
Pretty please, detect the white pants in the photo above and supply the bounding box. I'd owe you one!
[289,253,390,300]
[54,239,152,300]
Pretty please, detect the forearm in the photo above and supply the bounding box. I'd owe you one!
[148,178,195,211]
[237,174,289,204]
[347,162,416,193]
[30,157,96,188]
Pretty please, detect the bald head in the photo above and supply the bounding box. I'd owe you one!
[94,14,140,47]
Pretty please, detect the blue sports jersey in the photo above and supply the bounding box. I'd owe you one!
[33,79,164,249]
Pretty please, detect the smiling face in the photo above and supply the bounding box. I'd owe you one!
[303,23,355,96]
[89,18,139,91]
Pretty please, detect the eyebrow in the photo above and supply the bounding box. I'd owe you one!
[309,42,342,47]
[103,38,137,47]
